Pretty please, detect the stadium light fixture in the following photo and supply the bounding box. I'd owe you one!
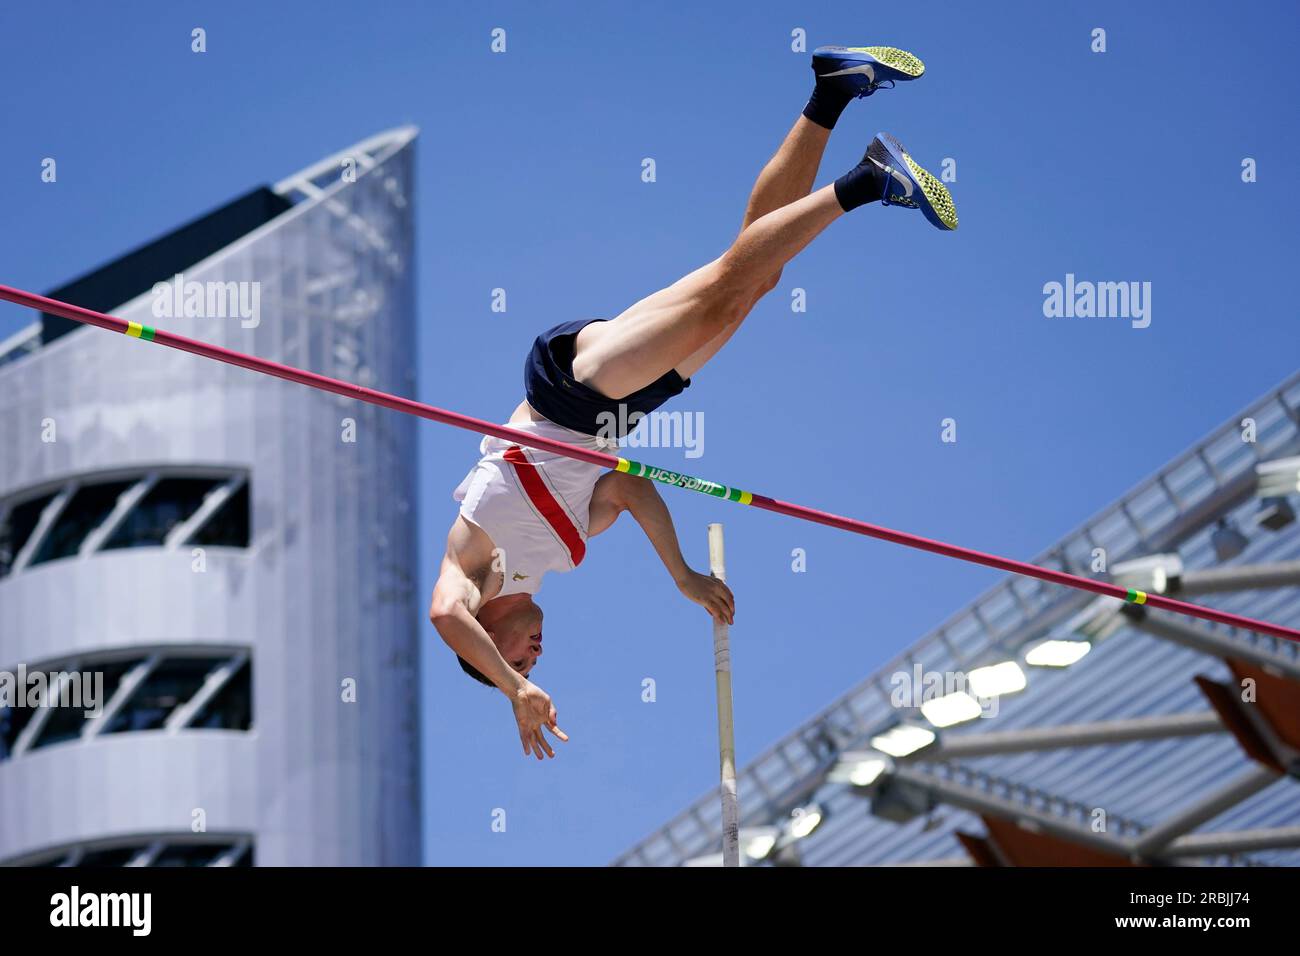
[740,807,830,867]
[966,660,1028,698]
[1022,602,1114,668]
[870,722,937,758]
[788,803,826,840]
[1254,455,1298,531]
[829,751,892,788]
[870,775,936,824]
[1110,553,1183,594]
[848,759,888,786]
[1210,518,1249,562]
[921,691,983,728]
[685,828,781,866]
[1024,638,1092,667]
[740,827,780,862]
[1257,496,1297,531]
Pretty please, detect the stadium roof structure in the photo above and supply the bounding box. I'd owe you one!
[613,370,1300,867]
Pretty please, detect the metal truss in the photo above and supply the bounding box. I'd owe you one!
[614,372,1300,867]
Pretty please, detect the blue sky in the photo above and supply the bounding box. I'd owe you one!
[2,1,1297,865]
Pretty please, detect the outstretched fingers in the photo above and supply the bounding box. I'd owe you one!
[520,722,569,760]
[533,729,554,760]
[548,707,569,742]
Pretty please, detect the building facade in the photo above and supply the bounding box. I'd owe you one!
[0,128,420,866]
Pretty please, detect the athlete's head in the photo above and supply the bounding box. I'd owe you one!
[458,594,544,687]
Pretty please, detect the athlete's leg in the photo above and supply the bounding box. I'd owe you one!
[570,45,946,401]
[668,116,832,380]
[741,116,832,232]
[572,113,837,402]
[730,44,930,236]
[572,185,844,400]
[671,46,922,380]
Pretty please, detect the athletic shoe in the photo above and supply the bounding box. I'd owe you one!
[811,46,925,98]
[866,132,958,231]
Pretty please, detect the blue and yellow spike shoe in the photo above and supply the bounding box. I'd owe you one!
[868,132,958,231]
[812,46,925,98]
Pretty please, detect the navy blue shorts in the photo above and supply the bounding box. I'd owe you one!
[524,319,690,438]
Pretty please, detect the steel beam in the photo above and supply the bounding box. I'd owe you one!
[1163,826,1300,858]
[1126,609,1300,680]
[923,712,1224,760]
[1132,765,1280,856]
[1177,560,1300,596]
[891,765,1136,858]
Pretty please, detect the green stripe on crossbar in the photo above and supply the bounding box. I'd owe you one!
[617,457,752,505]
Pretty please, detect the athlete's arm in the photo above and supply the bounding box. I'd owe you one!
[429,519,569,758]
[429,553,521,694]
[588,471,735,624]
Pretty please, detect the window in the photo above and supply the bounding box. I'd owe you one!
[0,700,37,761]
[30,480,133,566]
[8,838,254,867]
[0,491,56,577]
[0,649,252,762]
[152,843,227,867]
[103,656,247,735]
[102,478,225,550]
[26,659,137,750]
[191,658,252,731]
[77,846,141,867]
[0,469,250,581]
[188,482,250,548]
[103,658,213,734]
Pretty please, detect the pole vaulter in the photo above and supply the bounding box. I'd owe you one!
[2,282,1297,643]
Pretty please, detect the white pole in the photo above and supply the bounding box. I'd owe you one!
[708,522,740,867]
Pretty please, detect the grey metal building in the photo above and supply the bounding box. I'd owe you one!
[616,372,1300,867]
[0,127,420,866]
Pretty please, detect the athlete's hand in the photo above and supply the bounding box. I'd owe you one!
[677,569,735,625]
[511,680,569,760]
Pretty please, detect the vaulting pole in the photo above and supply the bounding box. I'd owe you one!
[3,283,1299,643]
[707,523,739,867]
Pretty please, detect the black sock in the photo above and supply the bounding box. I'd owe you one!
[833,156,887,212]
[802,81,853,130]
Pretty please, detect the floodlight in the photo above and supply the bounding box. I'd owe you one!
[740,827,779,862]
[1111,553,1183,594]
[920,691,982,728]
[870,723,937,758]
[1256,456,1300,498]
[967,660,1027,698]
[787,803,825,840]
[1024,638,1092,667]
[829,751,892,788]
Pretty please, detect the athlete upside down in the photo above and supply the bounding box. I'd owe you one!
[428,44,957,760]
